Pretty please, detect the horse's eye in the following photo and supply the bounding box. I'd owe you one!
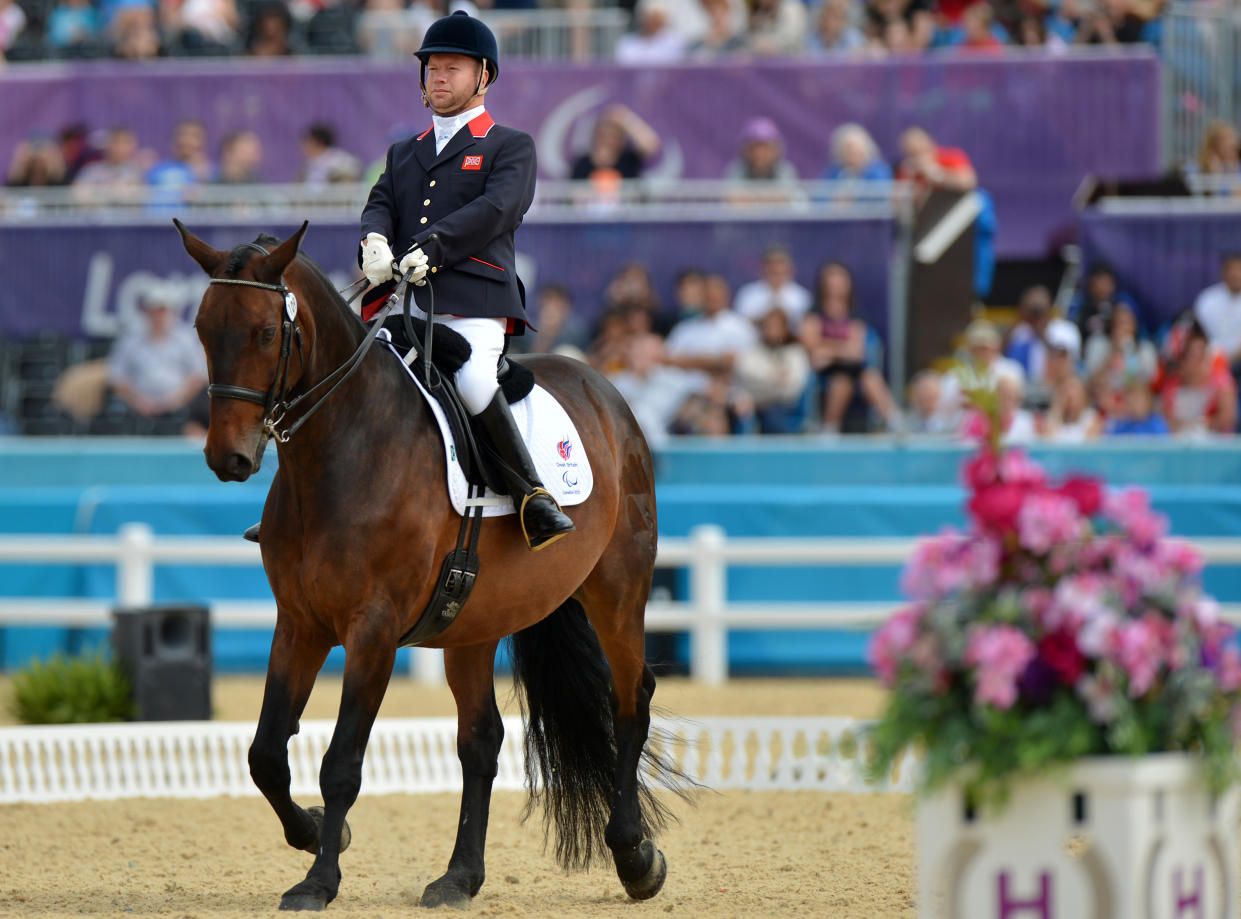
[260,327,277,345]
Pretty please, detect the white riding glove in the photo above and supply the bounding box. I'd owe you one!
[361,233,395,287]
[398,246,429,287]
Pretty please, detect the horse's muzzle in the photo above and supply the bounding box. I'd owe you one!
[210,450,256,482]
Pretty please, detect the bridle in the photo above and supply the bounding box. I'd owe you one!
[205,244,407,446]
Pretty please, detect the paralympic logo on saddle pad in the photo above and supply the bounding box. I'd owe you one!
[557,438,573,461]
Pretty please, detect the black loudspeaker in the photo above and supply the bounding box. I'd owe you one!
[112,606,212,721]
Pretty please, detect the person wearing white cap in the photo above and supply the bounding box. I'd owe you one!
[933,318,1025,433]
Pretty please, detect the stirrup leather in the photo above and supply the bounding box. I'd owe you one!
[519,488,571,552]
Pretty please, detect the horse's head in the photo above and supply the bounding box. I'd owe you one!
[175,219,308,482]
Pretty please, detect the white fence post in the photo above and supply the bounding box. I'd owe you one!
[116,523,155,608]
[689,524,728,686]
[409,647,446,686]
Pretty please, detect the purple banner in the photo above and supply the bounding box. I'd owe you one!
[1078,208,1241,333]
[0,217,893,348]
[0,52,1159,258]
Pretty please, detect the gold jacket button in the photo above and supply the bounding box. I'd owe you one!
[420,217,428,224]
[423,198,431,206]
[431,267,438,274]
[429,180,437,187]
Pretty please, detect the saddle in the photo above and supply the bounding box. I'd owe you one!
[379,315,534,647]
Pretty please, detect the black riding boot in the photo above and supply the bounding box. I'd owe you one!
[243,523,261,543]
[475,391,575,551]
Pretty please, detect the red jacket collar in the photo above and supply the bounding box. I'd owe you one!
[468,111,495,138]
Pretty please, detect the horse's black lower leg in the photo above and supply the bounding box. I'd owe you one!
[604,663,666,900]
[421,644,504,910]
[280,624,395,912]
[249,626,331,855]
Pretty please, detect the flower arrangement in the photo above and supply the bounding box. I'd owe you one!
[865,428,1241,807]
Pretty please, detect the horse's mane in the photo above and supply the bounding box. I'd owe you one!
[225,233,364,334]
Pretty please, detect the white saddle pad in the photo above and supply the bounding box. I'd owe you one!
[381,337,594,518]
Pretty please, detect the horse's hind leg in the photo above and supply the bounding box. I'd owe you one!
[420,642,503,910]
[580,569,668,901]
[248,621,332,855]
[279,615,397,912]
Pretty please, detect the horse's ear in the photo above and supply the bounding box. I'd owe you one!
[173,219,226,276]
[257,221,309,285]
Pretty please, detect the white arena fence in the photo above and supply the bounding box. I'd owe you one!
[0,716,915,804]
[4,523,1241,685]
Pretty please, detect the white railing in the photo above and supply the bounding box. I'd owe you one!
[4,523,1241,686]
[0,715,909,803]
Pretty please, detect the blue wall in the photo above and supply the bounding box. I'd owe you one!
[2,437,1240,674]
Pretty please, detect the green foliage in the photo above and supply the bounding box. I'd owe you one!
[7,650,134,724]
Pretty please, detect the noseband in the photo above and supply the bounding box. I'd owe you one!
[205,243,410,445]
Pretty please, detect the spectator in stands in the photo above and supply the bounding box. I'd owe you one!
[111,3,161,57]
[807,0,865,54]
[664,272,758,393]
[822,123,891,185]
[1083,302,1158,402]
[107,286,208,434]
[514,284,591,358]
[727,117,794,183]
[298,123,360,186]
[6,135,66,186]
[246,1,296,55]
[1193,120,1241,192]
[945,2,1006,52]
[1042,375,1102,442]
[904,369,953,435]
[357,0,433,60]
[603,260,673,334]
[744,0,808,56]
[0,0,27,55]
[570,105,661,194]
[996,376,1037,444]
[1003,284,1081,401]
[607,331,699,448]
[863,0,933,51]
[215,129,263,183]
[73,125,147,197]
[615,0,686,63]
[1160,320,1237,435]
[895,126,978,207]
[936,318,1025,433]
[799,260,899,432]
[1075,0,1147,44]
[733,244,812,324]
[162,0,239,53]
[733,306,812,434]
[1192,252,1241,386]
[46,0,102,54]
[686,0,746,57]
[1068,260,1141,341]
[147,118,214,189]
[57,124,101,181]
[672,267,707,322]
[1013,12,1067,51]
[1105,378,1170,436]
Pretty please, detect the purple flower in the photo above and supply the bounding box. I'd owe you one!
[965,624,1037,710]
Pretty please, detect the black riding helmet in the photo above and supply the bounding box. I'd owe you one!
[415,10,499,98]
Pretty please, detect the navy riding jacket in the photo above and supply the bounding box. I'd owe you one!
[359,110,536,329]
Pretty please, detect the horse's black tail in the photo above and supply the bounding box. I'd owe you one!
[509,598,685,871]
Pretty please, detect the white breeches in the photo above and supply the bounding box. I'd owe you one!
[433,315,506,415]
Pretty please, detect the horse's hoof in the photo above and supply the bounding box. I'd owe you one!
[279,892,327,911]
[620,840,667,901]
[419,878,473,910]
[304,806,351,854]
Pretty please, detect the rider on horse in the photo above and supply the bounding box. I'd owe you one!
[246,11,575,551]
[362,10,574,552]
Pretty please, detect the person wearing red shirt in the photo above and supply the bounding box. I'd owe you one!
[895,126,978,206]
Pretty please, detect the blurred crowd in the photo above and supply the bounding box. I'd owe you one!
[0,0,1172,65]
[508,246,1241,446]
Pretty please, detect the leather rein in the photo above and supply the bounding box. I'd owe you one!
[205,251,409,445]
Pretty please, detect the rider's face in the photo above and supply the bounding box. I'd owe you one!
[425,53,485,117]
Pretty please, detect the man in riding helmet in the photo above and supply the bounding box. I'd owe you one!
[357,10,574,551]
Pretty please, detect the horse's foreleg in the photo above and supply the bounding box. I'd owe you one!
[420,642,503,910]
[280,616,396,912]
[248,621,331,854]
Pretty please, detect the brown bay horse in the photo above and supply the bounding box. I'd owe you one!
[175,221,678,911]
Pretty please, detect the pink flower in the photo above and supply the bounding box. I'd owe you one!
[1111,618,1164,697]
[1152,539,1205,580]
[868,605,924,686]
[964,624,1037,710]
[1218,646,1241,693]
[963,449,1000,491]
[1017,492,1085,555]
[998,450,1047,488]
[961,409,992,444]
[1104,488,1168,546]
[1057,476,1104,518]
[1047,573,1110,633]
[969,482,1029,534]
